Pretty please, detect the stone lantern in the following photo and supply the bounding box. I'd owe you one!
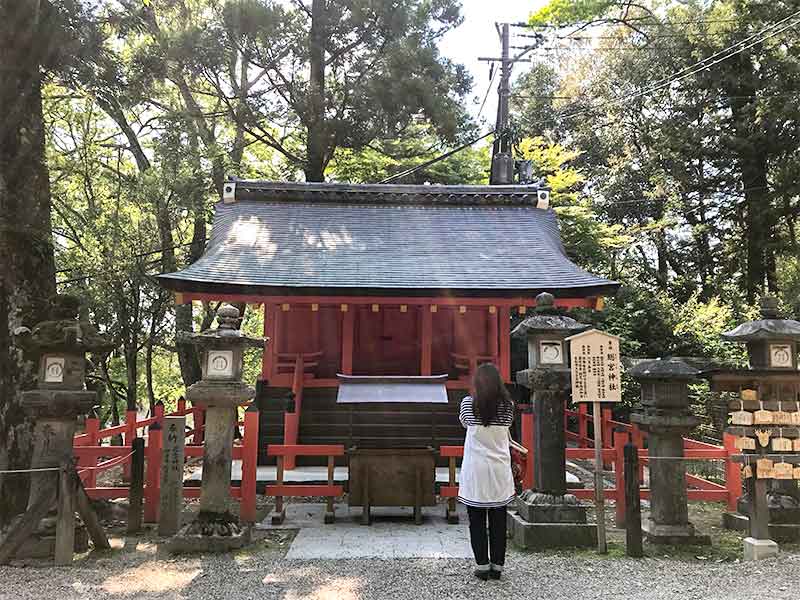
[170,305,264,553]
[9,294,113,557]
[508,292,597,549]
[709,296,800,558]
[630,359,710,545]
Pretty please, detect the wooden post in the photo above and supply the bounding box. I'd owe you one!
[487,307,499,361]
[614,430,628,528]
[158,416,186,536]
[325,454,336,524]
[624,442,643,557]
[420,306,432,376]
[177,397,186,414]
[631,423,645,484]
[499,307,511,382]
[55,464,76,566]
[723,432,742,512]
[240,405,260,524]
[127,438,145,533]
[751,478,771,540]
[143,421,162,524]
[270,455,286,525]
[447,456,458,524]
[74,469,110,550]
[360,464,371,526]
[592,401,607,553]
[341,307,354,375]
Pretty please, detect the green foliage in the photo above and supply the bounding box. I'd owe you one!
[529,0,614,27]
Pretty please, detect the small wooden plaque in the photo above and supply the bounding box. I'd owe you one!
[793,438,800,452]
[730,410,754,426]
[741,389,758,402]
[794,466,800,480]
[734,436,756,451]
[757,458,774,479]
[792,412,800,426]
[753,409,774,425]
[772,437,793,452]
[774,462,794,480]
[755,429,772,448]
[775,411,793,425]
[742,465,753,479]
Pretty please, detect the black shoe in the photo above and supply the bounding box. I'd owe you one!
[473,569,490,581]
[488,570,501,580]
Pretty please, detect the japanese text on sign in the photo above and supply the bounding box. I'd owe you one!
[567,330,622,403]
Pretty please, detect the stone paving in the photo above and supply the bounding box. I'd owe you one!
[259,503,473,559]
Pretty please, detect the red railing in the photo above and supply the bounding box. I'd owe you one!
[445,409,741,527]
[71,399,261,524]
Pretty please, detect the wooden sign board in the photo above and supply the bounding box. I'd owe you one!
[566,329,622,403]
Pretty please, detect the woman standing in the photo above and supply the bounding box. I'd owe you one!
[458,363,515,581]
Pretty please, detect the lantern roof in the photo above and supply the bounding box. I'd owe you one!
[511,292,590,337]
[629,358,700,380]
[177,305,265,349]
[721,297,800,343]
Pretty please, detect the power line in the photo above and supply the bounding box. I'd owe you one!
[476,62,498,122]
[375,130,495,184]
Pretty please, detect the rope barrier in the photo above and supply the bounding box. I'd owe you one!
[0,466,61,474]
[77,451,135,473]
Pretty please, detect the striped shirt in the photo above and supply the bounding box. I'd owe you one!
[459,396,514,428]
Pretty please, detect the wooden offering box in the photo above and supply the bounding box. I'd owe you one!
[348,447,437,525]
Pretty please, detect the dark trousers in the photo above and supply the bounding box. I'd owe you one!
[466,506,507,567]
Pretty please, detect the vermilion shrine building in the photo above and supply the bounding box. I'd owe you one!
[159,181,618,463]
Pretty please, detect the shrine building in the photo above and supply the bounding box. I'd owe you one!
[159,181,618,463]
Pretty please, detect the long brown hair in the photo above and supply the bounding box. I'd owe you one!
[472,363,512,426]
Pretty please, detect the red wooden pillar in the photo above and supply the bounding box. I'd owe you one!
[614,430,628,528]
[177,397,186,414]
[341,305,354,375]
[420,306,432,376]
[521,409,535,490]
[82,417,100,487]
[240,405,260,523]
[193,405,205,445]
[262,304,277,381]
[143,422,162,523]
[578,403,588,448]
[488,306,498,361]
[499,306,511,382]
[724,432,742,512]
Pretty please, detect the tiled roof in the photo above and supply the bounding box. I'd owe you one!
[159,181,618,296]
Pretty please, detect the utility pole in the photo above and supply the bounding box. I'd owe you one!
[479,23,539,184]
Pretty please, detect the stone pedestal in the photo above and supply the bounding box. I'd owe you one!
[630,359,710,546]
[168,306,263,554]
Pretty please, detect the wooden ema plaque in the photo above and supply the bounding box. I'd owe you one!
[741,389,758,402]
[753,409,774,425]
[794,466,800,480]
[735,436,757,451]
[757,458,774,479]
[742,465,753,479]
[774,462,794,480]
[755,429,771,448]
[772,436,793,452]
[730,410,754,426]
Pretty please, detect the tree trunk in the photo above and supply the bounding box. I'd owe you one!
[306,0,327,182]
[0,0,57,522]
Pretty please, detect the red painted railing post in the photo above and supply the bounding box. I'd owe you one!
[83,417,100,488]
[143,421,162,523]
[578,403,588,448]
[177,397,186,414]
[123,409,138,479]
[240,405,260,523]
[155,401,165,421]
[602,408,613,469]
[521,408,534,490]
[723,432,742,512]
[284,355,304,470]
[614,430,628,528]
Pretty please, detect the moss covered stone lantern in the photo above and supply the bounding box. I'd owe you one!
[170,305,265,553]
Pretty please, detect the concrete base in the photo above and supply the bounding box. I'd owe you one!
[5,526,89,559]
[723,511,800,542]
[515,501,588,524]
[508,510,597,550]
[743,537,779,561]
[167,524,251,554]
[642,518,711,546]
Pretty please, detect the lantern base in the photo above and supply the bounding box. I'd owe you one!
[508,510,597,550]
[642,519,710,545]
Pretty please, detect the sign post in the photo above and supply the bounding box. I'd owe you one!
[565,329,622,554]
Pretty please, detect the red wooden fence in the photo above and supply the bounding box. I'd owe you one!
[71,398,741,527]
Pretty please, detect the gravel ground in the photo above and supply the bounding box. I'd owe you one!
[2,533,800,600]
